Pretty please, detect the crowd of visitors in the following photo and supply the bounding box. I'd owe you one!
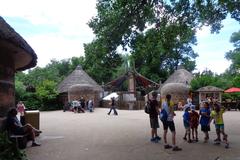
[65,97,95,113]
[146,92,230,151]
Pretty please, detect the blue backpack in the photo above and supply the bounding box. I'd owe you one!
[160,109,168,122]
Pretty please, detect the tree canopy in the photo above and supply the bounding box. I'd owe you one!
[84,0,240,82]
[225,30,240,74]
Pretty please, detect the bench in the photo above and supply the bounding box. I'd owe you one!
[8,133,29,149]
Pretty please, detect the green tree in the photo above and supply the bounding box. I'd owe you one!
[225,30,240,74]
[15,80,26,103]
[190,69,231,91]
[86,0,240,83]
[36,80,60,110]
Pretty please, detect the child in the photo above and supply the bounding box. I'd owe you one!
[190,105,199,142]
[199,102,211,143]
[209,103,229,148]
[183,105,192,143]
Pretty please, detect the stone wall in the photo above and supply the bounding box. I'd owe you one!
[0,54,15,130]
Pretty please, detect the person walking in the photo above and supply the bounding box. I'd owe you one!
[108,97,118,115]
[161,94,182,151]
[148,91,161,143]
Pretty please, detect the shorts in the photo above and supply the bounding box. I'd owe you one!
[201,125,210,132]
[215,124,224,131]
[162,121,175,132]
[184,121,190,129]
[150,118,159,129]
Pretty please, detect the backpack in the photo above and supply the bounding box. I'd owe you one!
[144,101,151,114]
[160,109,168,122]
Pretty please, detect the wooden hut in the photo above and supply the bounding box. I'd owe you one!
[57,65,102,108]
[159,67,193,104]
[0,16,37,130]
[104,70,159,110]
[196,86,224,103]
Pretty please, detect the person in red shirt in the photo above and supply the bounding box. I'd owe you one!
[190,106,199,142]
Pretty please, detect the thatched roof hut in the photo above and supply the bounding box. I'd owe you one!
[0,16,37,129]
[196,86,224,92]
[159,68,193,104]
[57,66,102,107]
[196,86,224,103]
[0,17,37,71]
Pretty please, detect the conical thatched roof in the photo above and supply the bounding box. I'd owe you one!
[162,69,193,86]
[159,68,193,103]
[57,66,102,93]
[196,86,224,92]
[0,16,37,71]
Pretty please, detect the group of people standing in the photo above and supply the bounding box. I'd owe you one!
[67,97,94,113]
[147,92,230,152]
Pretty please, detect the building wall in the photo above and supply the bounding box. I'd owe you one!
[0,54,15,117]
[0,54,15,131]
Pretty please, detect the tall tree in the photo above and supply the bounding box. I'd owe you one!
[85,0,240,82]
[225,30,240,74]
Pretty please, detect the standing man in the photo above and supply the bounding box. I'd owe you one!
[108,97,118,115]
[148,91,161,143]
[161,94,182,151]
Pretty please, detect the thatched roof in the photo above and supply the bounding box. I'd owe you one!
[0,16,37,71]
[57,65,102,93]
[161,83,190,94]
[162,69,193,85]
[159,68,193,92]
[196,86,224,92]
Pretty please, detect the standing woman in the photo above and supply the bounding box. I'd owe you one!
[17,101,26,125]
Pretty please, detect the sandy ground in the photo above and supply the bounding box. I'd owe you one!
[26,109,240,160]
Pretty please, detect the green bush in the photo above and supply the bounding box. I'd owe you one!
[0,132,28,160]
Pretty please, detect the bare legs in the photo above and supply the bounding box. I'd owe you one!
[23,124,41,146]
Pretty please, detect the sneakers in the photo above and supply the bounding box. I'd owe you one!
[164,144,172,149]
[214,138,221,142]
[150,137,159,143]
[225,143,229,149]
[183,137,187,141]
[172,146,182,151]
[155,136,161,141]
[32,142,41,147]
[187,139,192,143]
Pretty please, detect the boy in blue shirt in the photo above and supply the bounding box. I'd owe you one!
[183,106,192,143]
[199,102,211,143]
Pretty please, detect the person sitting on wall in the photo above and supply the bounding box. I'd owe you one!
[7,108,42,147]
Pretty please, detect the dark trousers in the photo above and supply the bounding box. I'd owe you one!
[20,116,26,125]
[108,106,118,115]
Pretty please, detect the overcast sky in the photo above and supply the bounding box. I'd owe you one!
[0,0,239,74]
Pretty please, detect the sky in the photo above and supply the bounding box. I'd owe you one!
[0,0,239,74]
